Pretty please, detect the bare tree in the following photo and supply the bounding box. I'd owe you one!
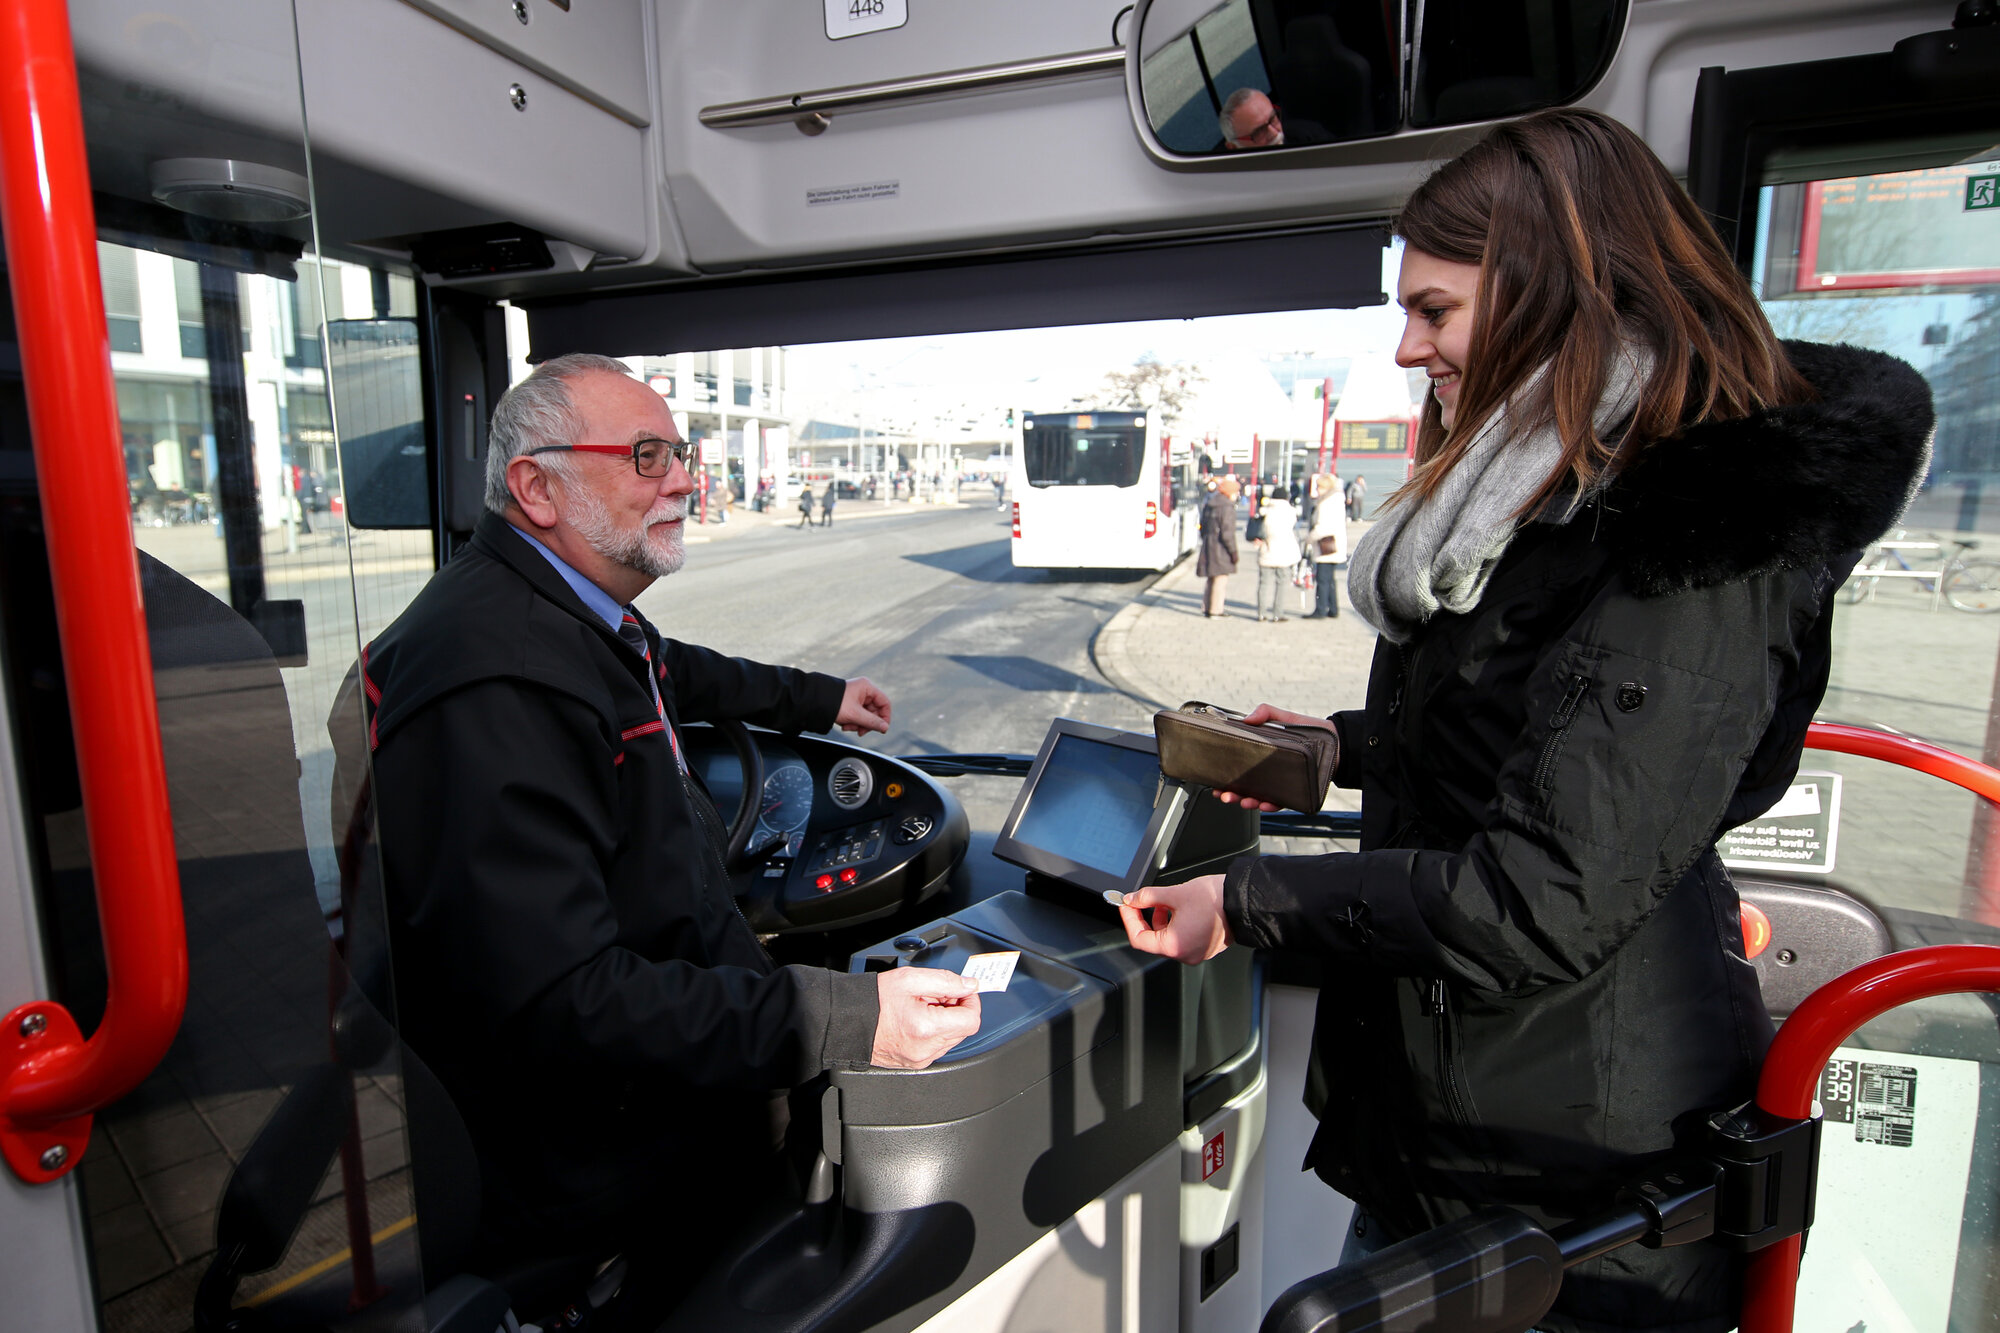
[1762,296,1890,349]
[1099,355,1205,425]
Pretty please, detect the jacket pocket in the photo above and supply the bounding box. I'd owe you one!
[1532,673,1592,791]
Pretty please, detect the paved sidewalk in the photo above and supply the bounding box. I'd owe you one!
[1093,529,1379,817]
[1095,527,1377,720]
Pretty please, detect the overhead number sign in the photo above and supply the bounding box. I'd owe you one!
[825,0,906,40]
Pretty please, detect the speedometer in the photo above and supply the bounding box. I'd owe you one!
[756,764,815,836]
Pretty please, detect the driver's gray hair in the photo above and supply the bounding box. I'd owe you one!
[485,352,636,514]
[1218,87,1265,146]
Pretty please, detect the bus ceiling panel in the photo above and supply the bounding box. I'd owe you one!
[69,0,309,148]
[69,0,315,240]
[1588,0,1956,177]
[295,0,653,266]
[399,0,652,127]
[519,225,1386,360]
[653,0,1423,271]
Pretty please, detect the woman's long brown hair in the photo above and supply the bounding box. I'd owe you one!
[1392,107,1811,516]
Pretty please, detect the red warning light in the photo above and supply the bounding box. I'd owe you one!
[839,868,858,885]
[1740,902,1773,959]
[1144,500,1158,539]
[1010,502,1021,540]
[815,873,834,892]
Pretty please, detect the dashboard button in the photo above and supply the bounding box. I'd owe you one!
[814,873,834,891]
[839,868,857,884]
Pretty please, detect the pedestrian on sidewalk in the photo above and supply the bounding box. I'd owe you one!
[1305,473,1347,618]
[1344,472,1367,521]
[1115,106,1933,1333]
[820,481,838,527]
[796,486,815,528]
[1195,475,1239,617]
[1254,487,1300,621]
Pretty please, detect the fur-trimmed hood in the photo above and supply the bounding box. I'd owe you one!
[1605,341,1934,597]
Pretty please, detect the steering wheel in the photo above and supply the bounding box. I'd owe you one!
[716,720,766,874]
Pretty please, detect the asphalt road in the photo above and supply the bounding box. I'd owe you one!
[634,504,1161,831]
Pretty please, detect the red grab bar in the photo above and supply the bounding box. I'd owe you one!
[0,0,187,1183]
[1738,944,2000,1333]
[1805,721,2000,804]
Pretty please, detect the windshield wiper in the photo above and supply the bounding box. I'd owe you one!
[902,753,1035,778]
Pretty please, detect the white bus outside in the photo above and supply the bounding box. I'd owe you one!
[1010,410,1197,570]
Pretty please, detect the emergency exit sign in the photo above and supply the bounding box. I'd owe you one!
[1967,174,2000,211]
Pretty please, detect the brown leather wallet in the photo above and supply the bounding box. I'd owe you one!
[1152,701,1337,813]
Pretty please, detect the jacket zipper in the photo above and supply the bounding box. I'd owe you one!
[1532,673,1590,790]
[1427,979,1474,1129]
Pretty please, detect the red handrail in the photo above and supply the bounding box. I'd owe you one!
[0,0,187,1184]
[1738,944,2000,1333]
[1805,721,2000,804]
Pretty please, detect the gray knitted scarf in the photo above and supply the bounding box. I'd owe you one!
[1347,345,1655,643]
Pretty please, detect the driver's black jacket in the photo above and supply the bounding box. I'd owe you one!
[363,512,878,1260]
[1224,343,1933,1333]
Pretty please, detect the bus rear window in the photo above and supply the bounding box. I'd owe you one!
[1024,423,1144,487]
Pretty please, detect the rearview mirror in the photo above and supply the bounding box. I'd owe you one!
[326,318,429,529]
[1130,0,1628,164]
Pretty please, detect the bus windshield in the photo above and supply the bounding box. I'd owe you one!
[1023,415,1145,487]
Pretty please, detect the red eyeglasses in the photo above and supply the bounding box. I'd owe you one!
[527,438,692,478]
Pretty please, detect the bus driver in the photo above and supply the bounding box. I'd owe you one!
[360,354,981,1326]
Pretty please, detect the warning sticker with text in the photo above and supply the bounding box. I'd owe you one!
[1721,771,1841,874]
[1821,1057,1918,1147]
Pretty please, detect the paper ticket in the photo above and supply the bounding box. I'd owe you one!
[962,951,1019,993]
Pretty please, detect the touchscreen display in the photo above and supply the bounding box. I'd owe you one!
[1010,735,1161,877]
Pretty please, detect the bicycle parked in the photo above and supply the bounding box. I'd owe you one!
[1842,530,2000,612]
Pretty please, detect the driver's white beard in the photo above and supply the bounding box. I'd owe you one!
[560,482,685,578]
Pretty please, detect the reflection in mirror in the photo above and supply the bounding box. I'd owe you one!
[328,319,427,529]
[1410,0,1625,129]
[1142,0,1398,153]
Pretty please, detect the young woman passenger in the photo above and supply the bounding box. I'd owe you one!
[1118,107,1932,1332]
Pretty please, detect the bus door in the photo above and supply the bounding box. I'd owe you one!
[1687,38,2000,1329]
[0,7,457,1327]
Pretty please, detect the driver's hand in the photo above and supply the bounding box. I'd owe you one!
[1212,704,1336,811]
[836,677,892,736]
[871,967,981,1068]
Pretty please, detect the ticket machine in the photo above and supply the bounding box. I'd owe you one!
[662,719,1271,1333]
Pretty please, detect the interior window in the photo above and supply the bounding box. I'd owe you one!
[1751,148,2000,1332]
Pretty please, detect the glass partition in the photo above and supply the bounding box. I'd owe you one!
[0,8,431,1328]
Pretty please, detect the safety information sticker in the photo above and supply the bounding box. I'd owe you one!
[1821,1057,1919,1146]
[1795,1046,1978,1333]
[806,181,901,208]
[1719,771,1841,874]
[962,951,1019,992]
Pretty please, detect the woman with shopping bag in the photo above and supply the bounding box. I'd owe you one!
[1305,473,1347,618]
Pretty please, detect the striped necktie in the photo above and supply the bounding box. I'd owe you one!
[618,608,688,773]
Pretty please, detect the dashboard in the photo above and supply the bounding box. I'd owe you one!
[682,725,970,934]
